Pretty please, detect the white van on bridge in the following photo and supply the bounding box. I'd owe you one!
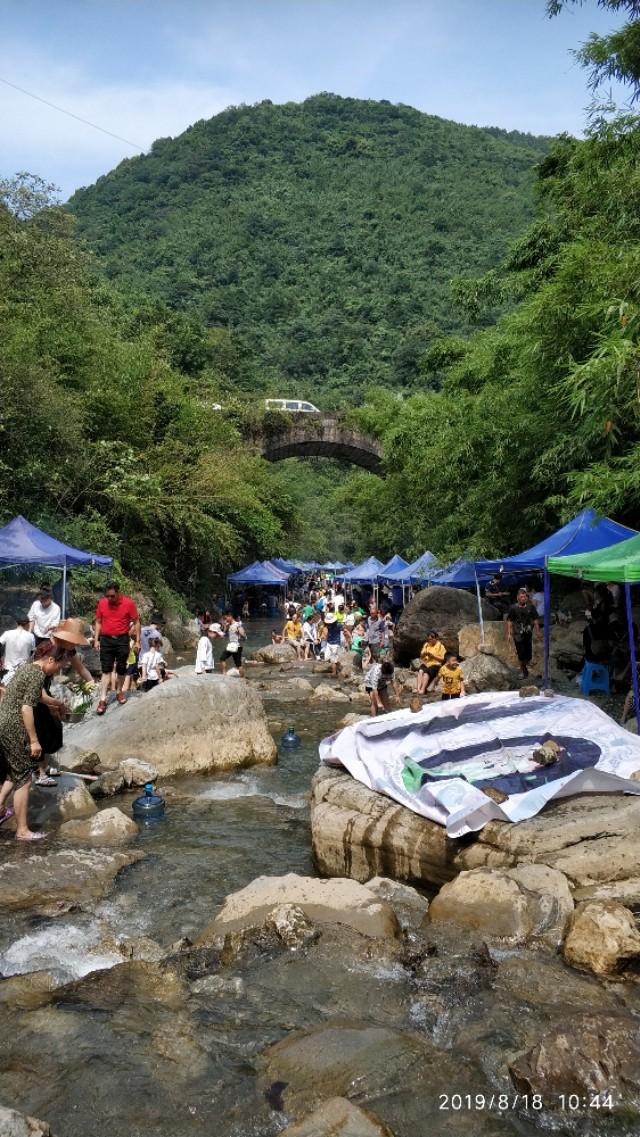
[265,398,320,413]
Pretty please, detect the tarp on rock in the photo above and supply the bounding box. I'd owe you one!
[319,691,640,837]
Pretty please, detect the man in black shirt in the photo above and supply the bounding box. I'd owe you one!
[506,589,541,678]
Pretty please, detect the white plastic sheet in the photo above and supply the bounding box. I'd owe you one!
[319,692,640,837]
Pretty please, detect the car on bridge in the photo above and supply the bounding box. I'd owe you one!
[265,398,320,413]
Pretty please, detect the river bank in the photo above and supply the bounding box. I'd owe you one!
[0,618,639,1137]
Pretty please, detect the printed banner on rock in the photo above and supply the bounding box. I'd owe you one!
[319,692,640,837]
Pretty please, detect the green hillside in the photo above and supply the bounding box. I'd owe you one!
[69,94,549,402]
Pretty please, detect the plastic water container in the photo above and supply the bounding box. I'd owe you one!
[280,725,301,750]
[132,782,165,822]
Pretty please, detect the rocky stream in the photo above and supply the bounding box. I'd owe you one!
[0,616,639,1137]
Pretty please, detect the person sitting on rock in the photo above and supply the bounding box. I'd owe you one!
[438,653,466,700]
[283,611,304,660]
[302,612,320,660]
[416,630,446,695]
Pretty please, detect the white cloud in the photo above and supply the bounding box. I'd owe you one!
[0,43,240,195]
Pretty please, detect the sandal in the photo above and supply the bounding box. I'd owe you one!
[0,807,14,826]
[16,831,46,841]
[116,693,127,705]
[46,767,61,778]
[96,700,107,715]
[34,776,57,787]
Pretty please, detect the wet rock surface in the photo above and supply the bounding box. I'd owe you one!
[0,848,144,913]
[57,807,139,845]
[198,872,400,941]
[281,1096,394,1137]
[563,900,640,977]
[0,1106,53,1137]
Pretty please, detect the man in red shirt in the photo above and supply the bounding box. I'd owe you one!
[94,582,140,715]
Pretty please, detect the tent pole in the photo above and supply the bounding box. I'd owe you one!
[624,583,640,736]
[474,569,485,646]
[543,564,551,689]
[62,560,67,619]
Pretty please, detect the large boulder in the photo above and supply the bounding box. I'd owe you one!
[197,873,400,942]
[58,807,139,845]
[563,900,640,977]
[57,668,277,778]
[458,621,542,671]
[460,652,520,693]
[393,586,500,664]
[0,1106,53,1137]
[253,643,298,664]
[311,685,351,703]
[312,768,640,901]
[163,620,199,651]
[310,768,515,888]
[427,865,574,946]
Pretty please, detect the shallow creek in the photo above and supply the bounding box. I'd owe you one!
[0,619,638,1137]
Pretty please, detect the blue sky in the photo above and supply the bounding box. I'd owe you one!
[0,0,628,199]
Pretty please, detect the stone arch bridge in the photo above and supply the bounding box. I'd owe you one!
[260,415,384,475]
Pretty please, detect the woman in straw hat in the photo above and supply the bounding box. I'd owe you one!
[31,618,95,785]
[0,641,68,838]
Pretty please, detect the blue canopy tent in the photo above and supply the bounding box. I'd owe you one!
[271,557,298,575]
[475,509,637,577]
[341,556,385,584]
[431,559,492,589]
[227,560,289,586]
[384,551,437,585]
[377,554,409,583]
[475,509,638,682]
[0,515,113,617]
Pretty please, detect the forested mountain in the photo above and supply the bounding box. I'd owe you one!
[69,95,549,403]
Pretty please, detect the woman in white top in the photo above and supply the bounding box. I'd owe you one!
[140,639,165,691]
[195,627,214,674]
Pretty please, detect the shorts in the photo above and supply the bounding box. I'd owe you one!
[365,684,388,695]
[142,678,159,692]
[126,663,139,678]
[441,692,461,701]
[100,634,130,677]
[325,643,340,662]
[514,634,533,664]
[221,647,243,666]
[420,664,441,680]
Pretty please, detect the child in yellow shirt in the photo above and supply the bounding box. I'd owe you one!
[438,654,466,700]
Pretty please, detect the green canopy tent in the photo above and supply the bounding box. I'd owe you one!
[547,534,640,733]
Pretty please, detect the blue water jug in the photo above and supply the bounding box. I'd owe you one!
[280,725,301,750]
[132,782,165,822]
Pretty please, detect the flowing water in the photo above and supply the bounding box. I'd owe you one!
[0,618,638,1136]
